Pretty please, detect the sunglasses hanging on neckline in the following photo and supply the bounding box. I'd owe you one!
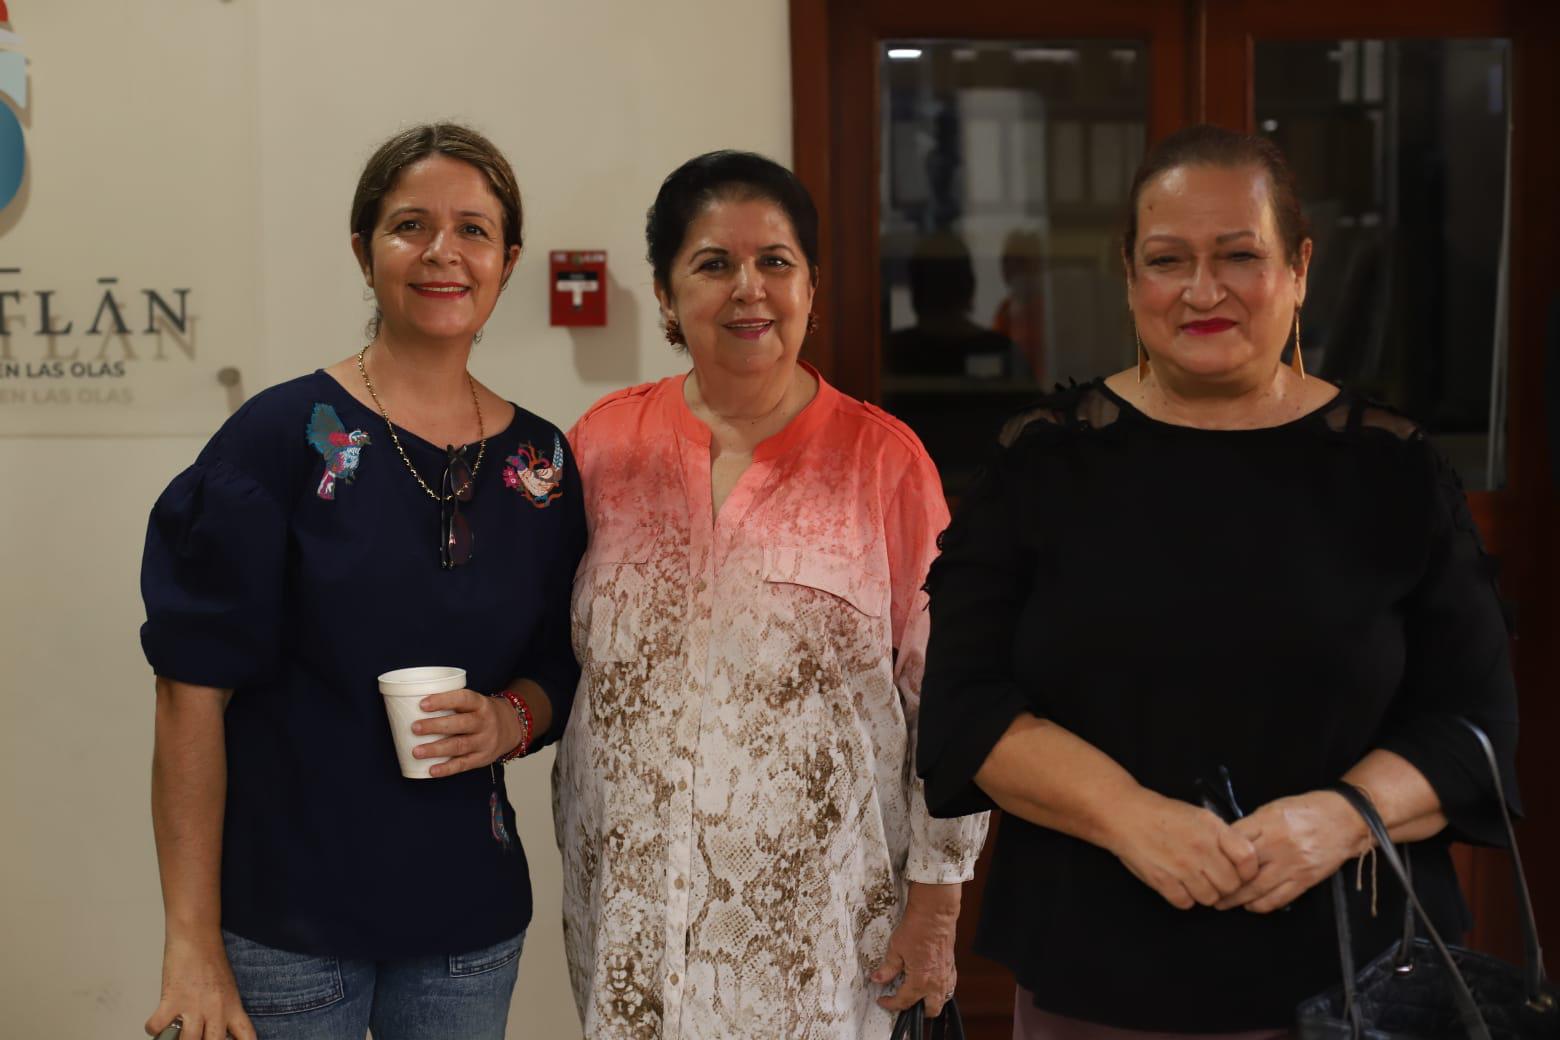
[439,446,474,569]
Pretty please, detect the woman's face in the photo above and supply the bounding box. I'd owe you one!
[353,153,519,346]
[656,196,815,382]
[1127,163,1310,387]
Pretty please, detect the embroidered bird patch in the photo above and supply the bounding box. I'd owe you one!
[502,433,565,508]
[306,403,372,500]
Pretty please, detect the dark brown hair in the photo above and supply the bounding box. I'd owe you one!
[350,123,524,266]
[1122,124,1310,269]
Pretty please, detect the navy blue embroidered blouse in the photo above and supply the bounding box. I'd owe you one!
[140,370,585,959]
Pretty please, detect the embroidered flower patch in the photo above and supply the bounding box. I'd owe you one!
[503,433,565,508]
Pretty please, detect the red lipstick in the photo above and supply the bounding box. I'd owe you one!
[1181,319,1236,335]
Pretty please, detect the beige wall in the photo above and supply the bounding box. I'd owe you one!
[0,2,790,1035]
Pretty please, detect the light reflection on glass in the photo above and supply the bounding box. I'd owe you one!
[1256,38,1511,489]
[879,38,1148,494]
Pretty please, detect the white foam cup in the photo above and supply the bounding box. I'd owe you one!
[378,666,466,779]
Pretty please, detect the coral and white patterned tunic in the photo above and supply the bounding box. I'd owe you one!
[554,367,988,1040]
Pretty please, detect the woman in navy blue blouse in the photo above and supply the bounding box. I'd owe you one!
[140,124,584,1040]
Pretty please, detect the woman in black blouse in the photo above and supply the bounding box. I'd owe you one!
[917,125,1519,1037]
[140,124,584,1040]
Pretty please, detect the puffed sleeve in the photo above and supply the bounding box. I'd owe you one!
[517,431,587,750]
[917,436,1042,818]
[1376,437,1521,846]
[140,453,289,690]
[887,449,989,879]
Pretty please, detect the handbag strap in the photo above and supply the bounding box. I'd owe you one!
[891,998,965,1040]
[1457,717,1549,1001]
[890,1001,925,1040]
[931,997,965,1040]
[1393,844,1416,966]
[1329,871,1366,1037]
[1327,782,1492,1040]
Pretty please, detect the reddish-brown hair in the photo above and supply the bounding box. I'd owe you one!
[1122,124,1310,269]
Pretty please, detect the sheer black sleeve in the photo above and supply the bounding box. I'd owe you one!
[1376,433,1521,846]
[917,427,1047,818]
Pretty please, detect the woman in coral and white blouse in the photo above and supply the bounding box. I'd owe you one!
[553,151,988,1040]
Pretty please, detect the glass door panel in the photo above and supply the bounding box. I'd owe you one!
[1255,38,1511,488]
[879,39,1149,494]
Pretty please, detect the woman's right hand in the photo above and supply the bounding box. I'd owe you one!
[1103,790,1260,909]
[146,933,255,1040]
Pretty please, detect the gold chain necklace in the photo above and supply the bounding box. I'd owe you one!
[356,344,485,502]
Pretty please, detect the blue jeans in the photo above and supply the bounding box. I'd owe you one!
[222,928,524,1040]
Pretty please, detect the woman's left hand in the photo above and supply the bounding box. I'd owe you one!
[872,881,961,1018]
[412,689,520,778]
[1216,790,1370,913]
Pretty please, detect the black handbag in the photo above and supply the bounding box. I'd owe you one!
[890,997,966,1040]
[1295,720,1559,1039]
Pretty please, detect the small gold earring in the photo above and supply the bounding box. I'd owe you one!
[663,316,684,346]
[806,312,820,336]
[1291,311,1306,380]
[1136,329,1150,383]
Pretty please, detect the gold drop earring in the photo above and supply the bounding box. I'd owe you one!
[1129,293,1150,383]
[1291,311,1306,380]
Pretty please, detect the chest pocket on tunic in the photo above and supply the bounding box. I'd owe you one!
[761,548,891,829]
[762,547,886,623]
[573,523,660,664]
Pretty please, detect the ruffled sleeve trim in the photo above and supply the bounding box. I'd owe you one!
[140,455,289,690]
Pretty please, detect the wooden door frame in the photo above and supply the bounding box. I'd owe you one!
[790,0,1192,406]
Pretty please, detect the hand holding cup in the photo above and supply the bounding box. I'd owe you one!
[377,666,465,779]
[408,687,522,778]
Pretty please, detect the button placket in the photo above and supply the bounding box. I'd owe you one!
[664,464,717,1034]
[662,661,701,1026]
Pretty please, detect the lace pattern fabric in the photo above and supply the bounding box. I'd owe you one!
[555,372,988,1039]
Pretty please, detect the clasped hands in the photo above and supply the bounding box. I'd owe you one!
[1107,789,1370,914]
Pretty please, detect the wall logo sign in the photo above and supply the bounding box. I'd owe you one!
[0,0,234,434]
[0,1,25,215]
[0,1,199,413]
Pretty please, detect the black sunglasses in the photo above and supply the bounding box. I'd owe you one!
[440,446,474,569]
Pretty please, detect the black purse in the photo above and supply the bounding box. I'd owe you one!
[890,998,966,1040]
[1295,720,1559,1039]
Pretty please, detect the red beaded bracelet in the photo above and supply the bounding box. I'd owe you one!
[496,689,533,763]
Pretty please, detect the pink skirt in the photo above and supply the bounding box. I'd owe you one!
[1013,987,1289,1040]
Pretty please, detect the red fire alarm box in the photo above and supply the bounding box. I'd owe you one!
[550,250,607,326]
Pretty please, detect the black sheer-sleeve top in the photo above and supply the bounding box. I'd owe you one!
[917,380,1520,1031]
[140,371,586,960]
